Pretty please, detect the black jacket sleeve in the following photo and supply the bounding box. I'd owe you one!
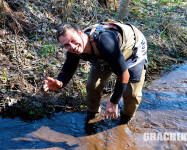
[97,30,129,104]
[57,52,80,86]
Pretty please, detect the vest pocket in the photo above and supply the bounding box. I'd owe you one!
[122,48,133,60]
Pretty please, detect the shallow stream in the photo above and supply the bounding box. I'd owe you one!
[0,63,186,150]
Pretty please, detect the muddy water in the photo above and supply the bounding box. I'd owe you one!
[0,63,187,150]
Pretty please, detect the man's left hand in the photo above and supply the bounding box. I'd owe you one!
[104,102,118,120]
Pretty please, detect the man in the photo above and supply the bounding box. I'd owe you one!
[43,20,147,123]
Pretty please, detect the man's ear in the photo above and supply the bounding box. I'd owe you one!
[78,30,82,35]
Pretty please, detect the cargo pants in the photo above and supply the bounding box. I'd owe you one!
[86,64,146,118]
[86,26,147,119]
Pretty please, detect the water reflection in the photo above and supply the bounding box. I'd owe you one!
[140,91,187,110]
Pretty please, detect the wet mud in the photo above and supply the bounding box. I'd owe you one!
[0,63,186,150]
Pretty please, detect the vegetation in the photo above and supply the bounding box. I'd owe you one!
[0,0,186,120]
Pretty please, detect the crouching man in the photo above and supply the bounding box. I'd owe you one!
[43,20,148,124]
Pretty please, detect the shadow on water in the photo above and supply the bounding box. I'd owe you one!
[0,109,122,149]
[0,62,186,149]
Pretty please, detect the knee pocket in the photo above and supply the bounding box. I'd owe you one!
[123,90,142,103]
[86,80,105,92]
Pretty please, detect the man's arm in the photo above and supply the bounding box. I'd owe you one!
[104,70,129,119]
[43,52,80,91]
[97,30,130,119]
[110,69,129,104]
[57,52,80,86]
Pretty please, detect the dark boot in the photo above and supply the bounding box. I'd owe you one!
[120,111,132,124]
[86,111,100,123]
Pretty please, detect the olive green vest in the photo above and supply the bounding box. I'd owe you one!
[84,19,140,60]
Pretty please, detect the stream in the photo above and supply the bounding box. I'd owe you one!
[0,62,186,150]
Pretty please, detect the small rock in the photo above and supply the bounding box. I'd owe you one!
[0,29,6,38]
[48,37,53,41]
[57,63,61,68]
[0,89,6,94]
[18,58,22,63]
[34,43,40,48]
[51,29,56,33]
[43,38,47,41]
[21,50,28,54]
[8,98,17,106]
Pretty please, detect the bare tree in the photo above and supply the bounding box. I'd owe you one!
[62,0,71,23]
[117,0,130,21]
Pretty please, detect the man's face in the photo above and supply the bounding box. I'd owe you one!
[58,29,84,54]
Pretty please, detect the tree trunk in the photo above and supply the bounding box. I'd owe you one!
[117,0,129,21]
[62,0,71,23]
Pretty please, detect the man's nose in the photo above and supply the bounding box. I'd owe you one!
[69,43,76,50]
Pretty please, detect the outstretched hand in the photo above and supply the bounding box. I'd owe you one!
[104,102,118,120]
[43,77,63,92]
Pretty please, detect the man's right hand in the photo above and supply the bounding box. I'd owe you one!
[43,77,63,92]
